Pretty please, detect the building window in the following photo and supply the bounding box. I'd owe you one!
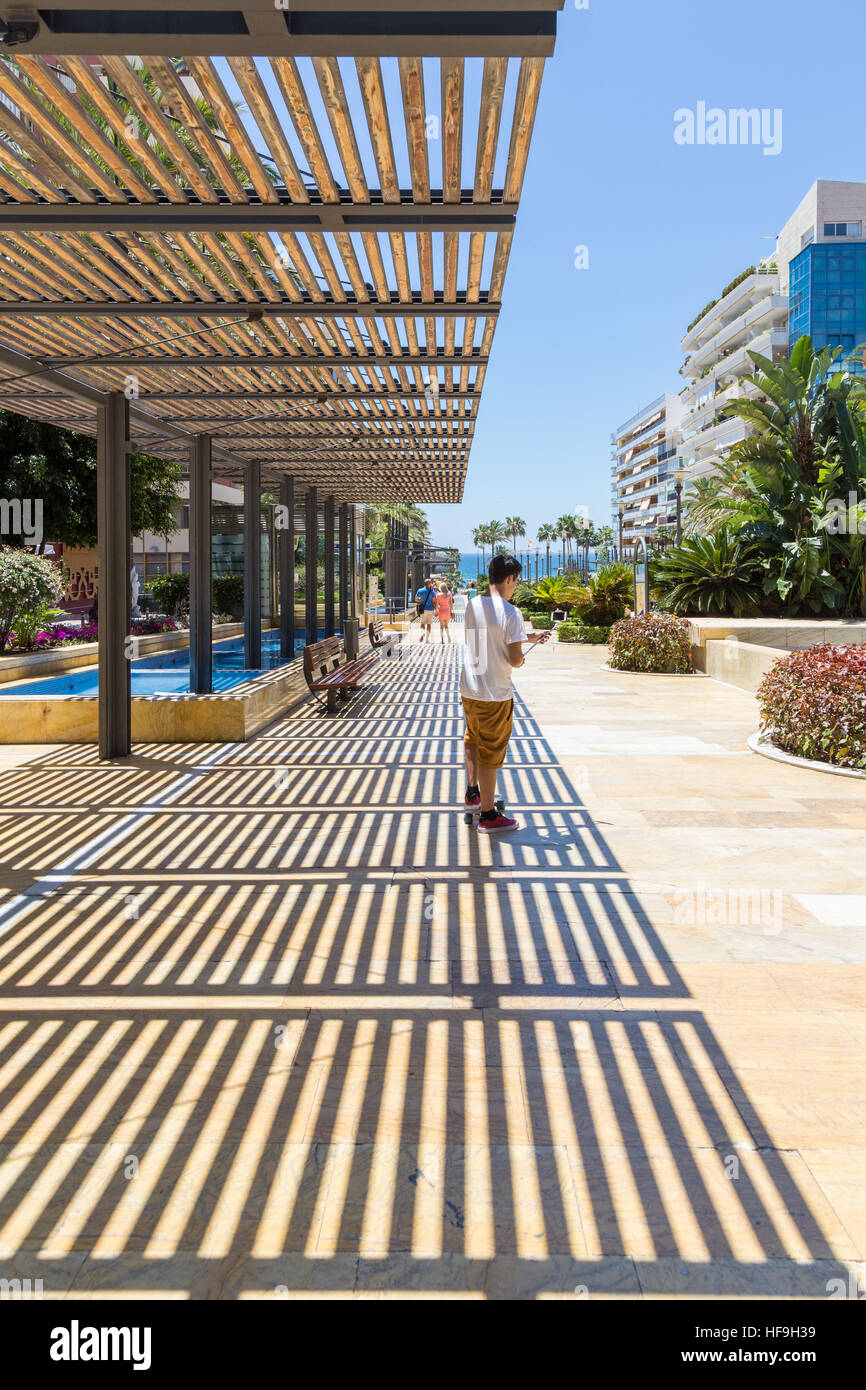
[824,221,863,237]
[801,228,815,248]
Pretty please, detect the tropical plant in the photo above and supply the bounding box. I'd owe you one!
[650,531,766,617]
[567,562,632,626]
[758,643,866,770]
[608,612,693,674]
[683,335,866,615]
[531,575,574,613]
[0,547,64,651]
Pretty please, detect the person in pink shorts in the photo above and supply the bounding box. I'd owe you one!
[434,584,453,644]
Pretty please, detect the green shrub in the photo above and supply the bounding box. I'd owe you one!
[608,612,692,673]
[148,571,189,616]
[758,643,866,770]
[0,547,64,651]
[528,613,553,630]
[558,624,610,644]
[212,573,244,618]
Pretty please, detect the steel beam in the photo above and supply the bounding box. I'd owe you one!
[323,494,335,638]
[0,201,516,232]
[279,475,294,660]
[112,389,480,401]
[188,432,212,694]
[2,8,558,59]
[96,391,130,760]
[0,298,499,319]
[243,459,262,670]
[35,352,486,368]
[304,486,318,646]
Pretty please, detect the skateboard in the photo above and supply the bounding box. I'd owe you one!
[463,797,505,827]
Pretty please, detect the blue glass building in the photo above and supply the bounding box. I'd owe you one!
[788,241,866,370]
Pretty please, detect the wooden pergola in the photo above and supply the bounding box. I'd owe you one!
[0,1,561,755]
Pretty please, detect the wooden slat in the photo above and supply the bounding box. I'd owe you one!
[474,57,508,200]
[226,57,309,202]
[270,57,339,203]
[145,55,248,202]
[100,56,218,205]
[504,58,545,203]
[186,57,277,204]
[62,56,185,204]
[11,56,155,204]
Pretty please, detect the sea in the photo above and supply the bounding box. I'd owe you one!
[455,551,602,581]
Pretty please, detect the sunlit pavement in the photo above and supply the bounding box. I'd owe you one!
[0,632,864,1299]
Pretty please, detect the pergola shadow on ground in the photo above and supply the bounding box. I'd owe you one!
[0,645,853,1298]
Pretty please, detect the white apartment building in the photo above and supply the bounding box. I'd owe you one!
[677,259,788,483]
[610,392,683,550]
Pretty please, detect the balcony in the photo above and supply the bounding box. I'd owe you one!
[682,295,787,378]
[681,270,781,355]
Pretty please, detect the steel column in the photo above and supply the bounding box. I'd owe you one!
[279,475,294,660]
[338,502,349,632]
[96,391,130,760]
[305,487,318,646]
[189,432,212,693]
[323,494,336,638]
[243,460,262,670]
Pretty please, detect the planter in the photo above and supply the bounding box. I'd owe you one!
[747,731,866,780]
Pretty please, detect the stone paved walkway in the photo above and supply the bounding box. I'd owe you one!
[0,631,864,1299]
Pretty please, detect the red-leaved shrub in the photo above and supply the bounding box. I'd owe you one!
[758,642,866,770]
[608,612,693,673]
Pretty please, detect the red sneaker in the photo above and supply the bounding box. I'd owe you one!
[477,811,519,833]
[464,787,481,808]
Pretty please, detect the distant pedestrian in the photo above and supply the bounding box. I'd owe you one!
[435,583,453,644]
[414,576,437,644]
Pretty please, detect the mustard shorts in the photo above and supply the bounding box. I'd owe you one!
[462,697,514,770]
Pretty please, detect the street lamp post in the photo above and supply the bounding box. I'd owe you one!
[674,469,685,543]
[617,504,624,563]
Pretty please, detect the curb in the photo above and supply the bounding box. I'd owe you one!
[747,731,866,780]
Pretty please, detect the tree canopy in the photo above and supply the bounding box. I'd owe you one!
[0,410,182,548]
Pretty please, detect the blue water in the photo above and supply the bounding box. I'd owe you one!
[0,629,321,698]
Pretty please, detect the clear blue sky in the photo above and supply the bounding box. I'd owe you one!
[424,0,866,553]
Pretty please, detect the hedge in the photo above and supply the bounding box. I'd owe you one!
[528,613,553,630]
[557,624,610,644]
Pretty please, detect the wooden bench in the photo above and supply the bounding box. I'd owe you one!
[368,617,403,657]
[303,635,379,713]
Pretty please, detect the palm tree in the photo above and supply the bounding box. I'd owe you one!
[487,520,507,557]
[505,514,526,561]
[537,523,556,577]
[472,523,490,575]
[555,515,573,573]
[595,524,614,564]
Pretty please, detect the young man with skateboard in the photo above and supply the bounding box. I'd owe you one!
[460,553,548,832]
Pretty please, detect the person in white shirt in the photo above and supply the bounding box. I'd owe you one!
[459,554,547,832]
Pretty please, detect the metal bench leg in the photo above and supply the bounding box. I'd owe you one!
[327,688,338,714]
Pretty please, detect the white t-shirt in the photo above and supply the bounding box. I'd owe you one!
[460,593,526,702]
